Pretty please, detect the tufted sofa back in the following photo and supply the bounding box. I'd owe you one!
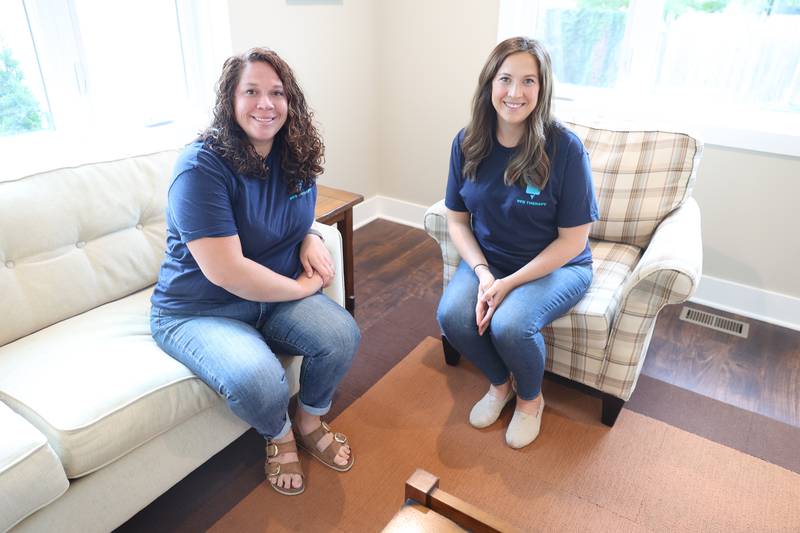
[565,123,703,249]
[0,150,179,346]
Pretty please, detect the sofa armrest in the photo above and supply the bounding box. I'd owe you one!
[423,200,461,289]
[598,198,703,397]
[312,221,345,308]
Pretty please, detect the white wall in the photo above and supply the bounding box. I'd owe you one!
[227,0,379,199]
[374,1,499,205]
[694,146,800,299]
[228,0,800,323]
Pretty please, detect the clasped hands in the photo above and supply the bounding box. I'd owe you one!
[475,269,512,336]
[298,233,335,293]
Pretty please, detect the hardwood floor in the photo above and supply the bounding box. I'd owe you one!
[351,219,800,428]
[643,301,800,427]
[117,219,800,532]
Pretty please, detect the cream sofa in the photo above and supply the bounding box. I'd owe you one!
[0,150,345,532]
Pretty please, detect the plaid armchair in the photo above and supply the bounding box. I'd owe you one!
[424,123,703,426]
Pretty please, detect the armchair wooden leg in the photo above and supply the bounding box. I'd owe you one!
[441,336,461,366]
[601,394,625,427]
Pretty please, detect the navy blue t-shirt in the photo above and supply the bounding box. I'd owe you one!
[445,124,598,275]
[151,140,316,312]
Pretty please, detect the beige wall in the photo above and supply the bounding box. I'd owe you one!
[228,0,379,198]
[228,0,800,300]
[694,146,800,297]
[374,0,499,206]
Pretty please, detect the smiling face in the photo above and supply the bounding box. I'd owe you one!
[491,52,540,142]
[233,60,288,157]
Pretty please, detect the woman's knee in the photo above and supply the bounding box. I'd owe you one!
[322,307,361,364]
[436,298,466,339]
[336,315,361,363]
[227,357,290,411]
[490,312,540,347]
[435,297,452,330]
[437,287,475,332]
[437,264,478,328]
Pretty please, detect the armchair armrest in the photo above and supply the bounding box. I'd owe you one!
[598,198,703,398]
[311,221,345,308]
[423,200,461,289]
[627,197,703,290]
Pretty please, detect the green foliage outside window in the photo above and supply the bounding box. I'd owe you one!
[0,47,45,136]
[577,0,630,10]
[542,0,799,89]
[661,0,800,18]
[577,0,800,14]
[542,8,627,87]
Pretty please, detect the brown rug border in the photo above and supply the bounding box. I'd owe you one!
[626,373,800,475]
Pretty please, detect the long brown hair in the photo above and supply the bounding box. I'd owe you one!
[201,47,324,193]
[462,37,555,190]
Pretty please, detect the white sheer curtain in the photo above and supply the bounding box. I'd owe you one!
[0,0,232,179]
[497,0,800,156]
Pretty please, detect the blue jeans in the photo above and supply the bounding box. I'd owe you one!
[437,261,592,400]
[150,293,360,440]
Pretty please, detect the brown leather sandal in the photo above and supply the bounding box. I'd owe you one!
[296,421,354,472]
[265,439,305,496]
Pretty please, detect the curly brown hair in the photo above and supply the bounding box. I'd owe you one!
[201,47,324,193]
[463,37,555,190]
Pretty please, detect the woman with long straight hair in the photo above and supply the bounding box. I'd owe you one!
[437,37,598,448]
[150,48,360,495]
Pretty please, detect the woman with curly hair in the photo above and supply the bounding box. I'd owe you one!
[150,47,359,495]
[437,37,598,449]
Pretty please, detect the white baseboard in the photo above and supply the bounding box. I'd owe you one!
[691,275,800,332]
[353,195,427,230]
[353,195,800,332]
[353,196,381,230]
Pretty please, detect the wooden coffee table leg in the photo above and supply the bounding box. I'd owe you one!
[403,469,518,533]
[338,209,356,316]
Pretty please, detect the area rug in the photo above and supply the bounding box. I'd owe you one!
[211,337,800,532]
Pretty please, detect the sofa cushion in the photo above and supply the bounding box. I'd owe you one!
[0,150,179,347]
[565,123,701,248]
[544,239,641,353]
[0,402,69,532]
[0,287,300,479]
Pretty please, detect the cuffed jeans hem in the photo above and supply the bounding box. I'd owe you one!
[298,398,331,416]
[271,416,293,440]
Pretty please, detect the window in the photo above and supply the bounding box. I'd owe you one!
[0,0,231,179]
[0,1,51,136]
[498,0,800,156]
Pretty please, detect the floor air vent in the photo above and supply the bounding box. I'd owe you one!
[679,306,750,338]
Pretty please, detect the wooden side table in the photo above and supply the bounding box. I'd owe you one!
[315,185,363,315]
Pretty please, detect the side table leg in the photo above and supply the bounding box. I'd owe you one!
[338,209,356,316]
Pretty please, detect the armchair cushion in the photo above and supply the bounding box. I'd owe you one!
[545,240,641,353]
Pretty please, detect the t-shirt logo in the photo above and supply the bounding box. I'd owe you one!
[517,183,546,207]
[289,187,313,201]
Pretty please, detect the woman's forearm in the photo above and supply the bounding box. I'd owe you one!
[213,256,321,302]
[504,225,590,289]
[448,211,489,271]
[187,235,321,302]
